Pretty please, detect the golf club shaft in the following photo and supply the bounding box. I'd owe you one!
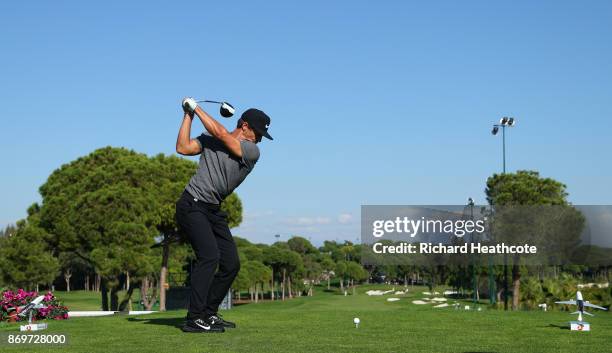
[197,100,222,104]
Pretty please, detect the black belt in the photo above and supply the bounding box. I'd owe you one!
[182,190,221,210]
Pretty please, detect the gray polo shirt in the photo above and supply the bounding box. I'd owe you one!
[185,133,260,204]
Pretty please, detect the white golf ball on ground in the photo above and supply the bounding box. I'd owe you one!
[353,317,360,326]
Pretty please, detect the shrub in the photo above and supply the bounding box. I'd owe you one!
[0,289,68,321]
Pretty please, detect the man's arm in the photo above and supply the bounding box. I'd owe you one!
[193,106,242,158]
[175,112,202,156]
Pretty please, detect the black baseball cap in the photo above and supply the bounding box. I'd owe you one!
[242,108,273,140]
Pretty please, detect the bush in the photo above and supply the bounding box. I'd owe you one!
[1,289,69,321]
[520,277,544,309]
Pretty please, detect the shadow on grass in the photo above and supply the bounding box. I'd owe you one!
[127,317,184,330]
[546,323,570,330]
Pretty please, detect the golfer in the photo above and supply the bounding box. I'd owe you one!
[175,97,272,333]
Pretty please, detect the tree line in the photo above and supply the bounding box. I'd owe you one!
[0,148,610,311]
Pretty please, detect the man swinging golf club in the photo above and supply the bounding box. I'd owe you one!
[175,97,272,333]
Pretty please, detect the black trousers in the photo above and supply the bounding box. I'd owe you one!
[175,191,240,318]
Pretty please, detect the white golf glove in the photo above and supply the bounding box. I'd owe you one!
[182,97,198,113]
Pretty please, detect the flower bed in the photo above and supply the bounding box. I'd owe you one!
[1,289,69,322]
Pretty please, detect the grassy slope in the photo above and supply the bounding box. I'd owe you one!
[0,285,610,353]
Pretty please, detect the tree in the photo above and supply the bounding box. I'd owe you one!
[148,154,195,311]
[287,236,316,255]
[231,265,250,301]
[302,254,322,296]
[320,256,336,289]
[345,261,368,294]
[485,170,581,310]
[220,193,243,228]
[234,236,254,248]
[243,261,271,302]
[0,224,17,238]
[335,261,348,292]
[242,245,264,262]
[262,246,283,300]
[0,220,59,290]
[35,147,241,310]
[263,246,303,300]
[281,250,303,299]
[340,243,356,261]
[38,147,161,310]
[486,171,567,206]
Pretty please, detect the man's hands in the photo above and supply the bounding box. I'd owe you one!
[182,97,198,114]
[176,97,201,155]
[178,96,242,158]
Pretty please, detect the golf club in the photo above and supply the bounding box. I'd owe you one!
[196,99,235,118]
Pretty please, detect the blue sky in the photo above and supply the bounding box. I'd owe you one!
[1,1,611,245]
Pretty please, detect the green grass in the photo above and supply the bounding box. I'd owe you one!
[0,285,610,353]
[54,290,143,311]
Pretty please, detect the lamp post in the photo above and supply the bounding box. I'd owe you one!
[467,197,477,304]
[491,116,516,310]
[491,117,516,173]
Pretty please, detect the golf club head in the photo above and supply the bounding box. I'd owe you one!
[220,102,235,118]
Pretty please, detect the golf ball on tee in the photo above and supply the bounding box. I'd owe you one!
[353,318,360,324]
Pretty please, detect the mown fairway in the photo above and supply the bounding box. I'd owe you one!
[1,286,610,353]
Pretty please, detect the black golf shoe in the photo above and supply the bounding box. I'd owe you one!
[182,318,225,333]
[208,313,236,329]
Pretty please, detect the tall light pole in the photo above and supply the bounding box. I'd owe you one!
[467,197,478,304]
[491,117,516,173]
[491,116,516,310]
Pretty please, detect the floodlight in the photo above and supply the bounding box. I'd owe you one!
[500,117,508,125]
[491,126,499,135]
[508,118,515,126]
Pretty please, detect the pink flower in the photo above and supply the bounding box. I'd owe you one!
[38,307,50,317]
[43,292,54,302]
[3,290,15,301]
[1,289,69,323]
